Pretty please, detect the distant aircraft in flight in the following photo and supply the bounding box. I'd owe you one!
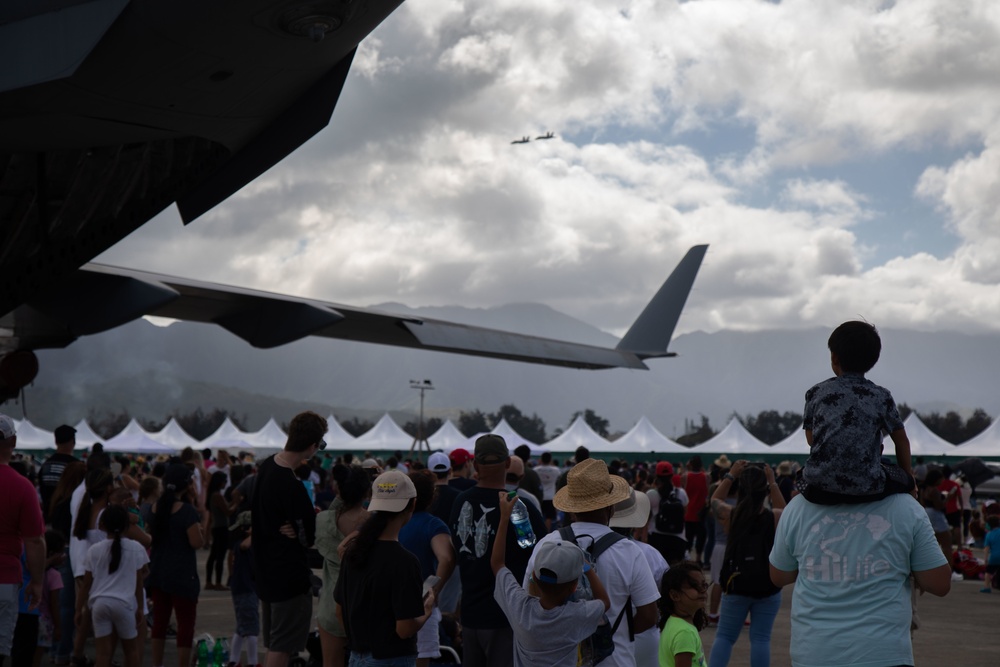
[511,136,531,144]
[535,131,555,140]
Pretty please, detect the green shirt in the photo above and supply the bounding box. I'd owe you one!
[658,616,705,667]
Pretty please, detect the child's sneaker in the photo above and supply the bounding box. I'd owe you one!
[706,613,719,627]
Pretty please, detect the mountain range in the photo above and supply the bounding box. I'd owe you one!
[9,302,1000,441]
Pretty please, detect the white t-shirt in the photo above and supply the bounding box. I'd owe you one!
[646,487,688,537]
[84,538,150,610]
[69,481,88,577]
[633,540,668,667]
[535,465,561,501]
[523,522,660,667]
[495,567,606,667]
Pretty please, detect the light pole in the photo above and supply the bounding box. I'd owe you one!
[409,379,434,459]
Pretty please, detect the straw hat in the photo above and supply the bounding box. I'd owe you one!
[609,488,652,529]
[553,459,631,513]
[713,455,732,469]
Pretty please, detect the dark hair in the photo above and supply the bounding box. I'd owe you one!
[138,476,161,502]
[86,451,110,472]
[45,530,66,558]
[409,470,435,513]
[688,455,703,472]
[100,505,130,574]
[722,467,769,563]
[153,464,193,544]
[74,469,114,540]
[657,562,708,630]
[514,445,532,461]
[541,452,552,464]
[922,468,944,488]
[229,463,246,488]
[50,461,86,518]
[344,498,415,568]
[828,321,881,373]
[286,411,328,453]
[331,465,371,508]
[207,471,227,498]
[575,446,590,463]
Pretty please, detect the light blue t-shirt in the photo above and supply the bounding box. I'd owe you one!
[985,527,1000,566]
[770,494,946,667]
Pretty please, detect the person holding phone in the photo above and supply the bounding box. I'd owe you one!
[335,471,436,667]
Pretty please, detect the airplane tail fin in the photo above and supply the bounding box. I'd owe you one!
[616,244,708,359]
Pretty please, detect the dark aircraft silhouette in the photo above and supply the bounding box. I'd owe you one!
[511,136,531,144]
[535,131,555,140]
[0,2,708,400]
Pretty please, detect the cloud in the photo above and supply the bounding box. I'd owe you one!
[99,0,1000,338]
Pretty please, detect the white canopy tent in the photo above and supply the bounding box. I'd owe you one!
[428,420,468,452]
[904,414,960,459]
[11,419,54,451]
[614,416,691,456]
[155,418,200,452]
[247,418,288,452]
[104,419,177,454]
[201,417,254,452]
[325,415,358,450]
[768,426,810,456]
[468,418,548,456]
[73,420,104,450]
[688,419,775,457]
[349,413,413,452]
[951,419,1000,458]
[544,417,610,454]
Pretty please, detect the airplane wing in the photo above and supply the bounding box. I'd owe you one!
[0,0,405,317]
[2,246,707,384]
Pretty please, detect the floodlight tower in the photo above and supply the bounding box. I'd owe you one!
[409,379,434,458]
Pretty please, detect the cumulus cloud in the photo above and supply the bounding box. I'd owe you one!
[100,0,1000,336]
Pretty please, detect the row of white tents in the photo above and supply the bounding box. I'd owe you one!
[10,412,1000,459]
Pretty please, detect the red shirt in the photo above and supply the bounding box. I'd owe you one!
[0,464,45,584]
[683,471,708,522]
[938,478,961,515]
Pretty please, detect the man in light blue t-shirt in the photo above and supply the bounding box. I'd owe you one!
[769,494,951,667]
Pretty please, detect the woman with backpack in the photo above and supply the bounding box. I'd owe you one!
[707,461,786,667]
[645,462,690,566]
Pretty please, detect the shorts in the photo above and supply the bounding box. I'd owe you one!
[926,508,949,534]
[0,583,18,656]
[416,607,441,659]
[540,500,557,521]
[233,592,260,637]
[946,511,961,529]
[91,598,138,640]
[38,614,56,648]
[262,593,312,654]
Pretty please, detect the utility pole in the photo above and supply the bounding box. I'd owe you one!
[408,379,434,459]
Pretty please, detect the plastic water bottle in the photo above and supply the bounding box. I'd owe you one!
[196,638,210,667]
[221,637,230,665]
[508,491,536,548]
[213,637,224,666]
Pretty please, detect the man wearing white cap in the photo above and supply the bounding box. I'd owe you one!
[0,414,45,667]
[524,458,660,667]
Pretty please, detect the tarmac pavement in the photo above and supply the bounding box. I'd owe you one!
[95,546,1000,666]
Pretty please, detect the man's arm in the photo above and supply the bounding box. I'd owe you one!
[23,534,45,611]
[491,492,515,576]
[633,601,658,635]
[430,533,456,596]
[912,564,952,597]
[770,564,798,588]
[889,428,912,476]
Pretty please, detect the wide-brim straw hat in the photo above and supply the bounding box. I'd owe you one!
[554,459,632,513]
[609,488,651,529]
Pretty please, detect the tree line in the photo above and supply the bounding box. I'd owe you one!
[85,403,993,448]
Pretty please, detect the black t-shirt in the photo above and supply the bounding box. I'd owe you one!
[251,456,316,602]
[448,477,476,492]
[39,452,77,518]
[429,483,460,525]
[449,485,546,629]
[148,503,201,599]
[334,541,424,659]
[518,466,544,503]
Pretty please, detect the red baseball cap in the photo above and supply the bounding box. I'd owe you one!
[449,448,473,466]
[655,461,674,477]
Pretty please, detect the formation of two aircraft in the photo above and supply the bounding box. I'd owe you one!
[0,1,706,401]
[511,131,556,144]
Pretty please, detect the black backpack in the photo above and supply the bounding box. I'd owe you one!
[557,527,635,666]
[654,489,685,534]
[719,510,780,598]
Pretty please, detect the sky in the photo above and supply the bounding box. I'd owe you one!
[100,0,1000,340]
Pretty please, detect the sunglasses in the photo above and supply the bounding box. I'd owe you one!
[685,578,709,593]
[317,439,327,451]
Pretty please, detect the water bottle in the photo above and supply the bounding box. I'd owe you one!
[221,637,230,665]
[213,637,224,666]
[508,491,536,548]
[196,638,210,667]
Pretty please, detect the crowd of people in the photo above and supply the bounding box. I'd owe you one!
[0,321,998,667]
